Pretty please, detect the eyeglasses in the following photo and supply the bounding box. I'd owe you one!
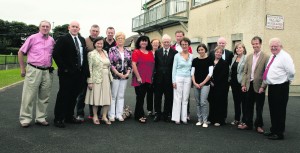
[117,38,125,40]
[180,44,189,46]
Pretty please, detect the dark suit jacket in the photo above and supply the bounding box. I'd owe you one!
[154,48,178,84]
[53,33,89,77]
[209,49,234,65]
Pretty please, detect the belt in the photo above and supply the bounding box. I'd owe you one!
[28,63,50,70]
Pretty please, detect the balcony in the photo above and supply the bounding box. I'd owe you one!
[132,1,189,33]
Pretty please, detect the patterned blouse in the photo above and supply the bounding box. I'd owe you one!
[108,46,132,80]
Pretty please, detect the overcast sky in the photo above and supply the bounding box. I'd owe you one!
[0,0,143,38]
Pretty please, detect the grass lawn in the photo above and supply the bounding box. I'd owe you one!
[0,68,24,88]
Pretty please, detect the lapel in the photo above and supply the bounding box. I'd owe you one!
[67,34,76,49]
[237,54,245,72]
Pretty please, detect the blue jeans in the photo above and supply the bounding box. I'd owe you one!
[194,85,210,122]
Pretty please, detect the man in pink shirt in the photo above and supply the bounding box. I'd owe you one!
[18,20,55,128]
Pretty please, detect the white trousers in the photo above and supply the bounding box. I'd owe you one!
[19,65,53,124]
[109,79,127,119]
[172,76,191,122]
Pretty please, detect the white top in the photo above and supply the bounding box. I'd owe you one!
[120,52,125,70]
[264,49,295,85]
[175,43,182,53]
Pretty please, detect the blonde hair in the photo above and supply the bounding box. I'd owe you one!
[115,32,126,40]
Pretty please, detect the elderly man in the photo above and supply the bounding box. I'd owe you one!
[153,34,178,122]
[53,21,89,128]
[18,20,55,128]
[76,24,100,121]
[239,36,269,133]
[263,38,295,140]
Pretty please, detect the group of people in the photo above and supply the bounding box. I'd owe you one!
[18,20,295,140]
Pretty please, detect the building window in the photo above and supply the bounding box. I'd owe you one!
[193,0,212,6]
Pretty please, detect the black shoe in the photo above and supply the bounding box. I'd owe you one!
[65,117,82,124]
[54,120,65,128]
[164,115,171,122]
[268,134,284,140]
[263,131,273,136]
[153,115,161,122]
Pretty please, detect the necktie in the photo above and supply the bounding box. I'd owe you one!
[74,37,81,66]
[262,55,276,80]
[163,50,167,64]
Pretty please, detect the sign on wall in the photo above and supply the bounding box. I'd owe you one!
[266,15,284,30]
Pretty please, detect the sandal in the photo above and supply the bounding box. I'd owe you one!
[138,117,146,123]
[102,119,112,125]
[93,118,100,125]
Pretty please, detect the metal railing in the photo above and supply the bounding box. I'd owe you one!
[132,0,189,31]
[0,55,23,70]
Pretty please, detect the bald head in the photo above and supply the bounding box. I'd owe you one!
[217,37,227,49]
[68,21,80,36]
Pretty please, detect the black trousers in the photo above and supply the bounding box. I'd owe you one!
[268,82,289,136]
[244,81,265,128]
[146,84,154,112]
[54,72,83,121]
[154,82,173,117]
[231,81,246,122]
[134,83,150,119]
[76,81,101,117]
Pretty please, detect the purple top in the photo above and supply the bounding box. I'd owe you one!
[109,46,132,79]
[131,49,155,86]
[20,32,55,67]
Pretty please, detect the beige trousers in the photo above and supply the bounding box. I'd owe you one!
[19,65,53,124]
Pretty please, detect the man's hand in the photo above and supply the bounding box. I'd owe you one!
[20,68,26,77]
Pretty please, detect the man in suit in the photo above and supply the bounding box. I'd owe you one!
[153,34,178,122]
[239,36,269,133]
[209,37,233,123]
[76,24,100,121]
[53,21,89,128]
[263,38,295,140]
[209,37,234,65]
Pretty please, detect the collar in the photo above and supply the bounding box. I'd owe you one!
[38,32,49,39]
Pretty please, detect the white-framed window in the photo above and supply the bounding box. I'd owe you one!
[193,0,212,6]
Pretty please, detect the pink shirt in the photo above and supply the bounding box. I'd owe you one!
[251,51,261,81]
[20,32,55,67]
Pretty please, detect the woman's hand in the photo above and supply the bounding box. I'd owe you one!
[88,83,93,90]
[173,83,177,89]
[137,77,142,84]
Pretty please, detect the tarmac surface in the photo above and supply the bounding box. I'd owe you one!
[0,71,299,153]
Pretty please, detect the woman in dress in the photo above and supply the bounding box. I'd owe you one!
[229,42,247,125]
[131,35,154,123]
[85,37,113,125]
[146,38,161,116]
[191,44,213,128]
[108,32,132,122]
[208,46,229,126]
[171,37,193,125]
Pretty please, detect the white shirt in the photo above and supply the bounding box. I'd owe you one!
[222,49,226,60]
[175,43,182,53]
[265,49,295,85]
[72,35,83,65]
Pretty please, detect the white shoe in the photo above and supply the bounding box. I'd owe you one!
[214,123,220,126]
[196,121,202,126]
[109,118,115,122]
[202,123,208,128]
[117,117,124,122]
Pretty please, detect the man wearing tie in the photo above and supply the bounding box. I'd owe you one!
[153,34,178,122]
[239,36,269,134]
[53,21,89,128]
[263,38,295,140]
